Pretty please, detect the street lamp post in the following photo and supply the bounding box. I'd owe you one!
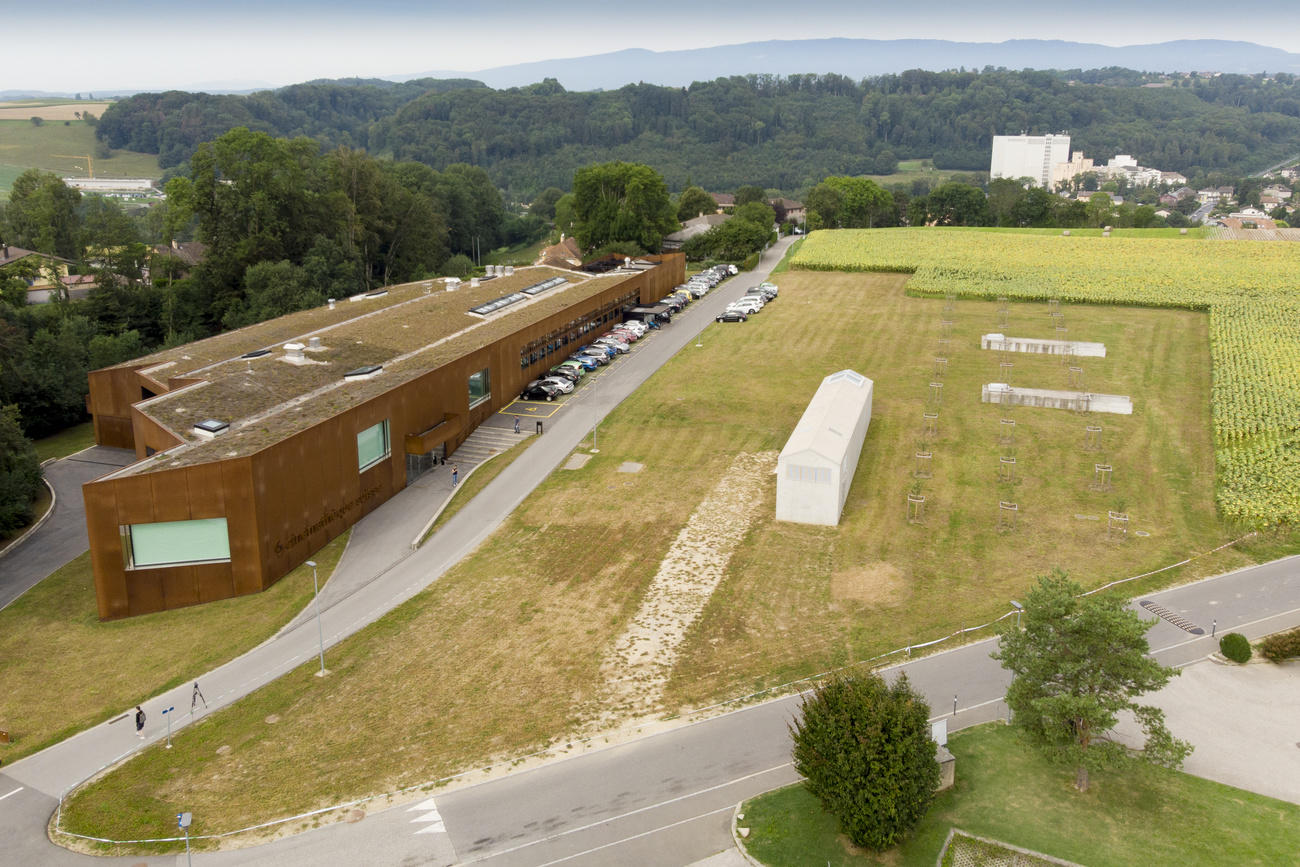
[162,706,175,748]
[1010,599,1024,629]
[307,560,326,677]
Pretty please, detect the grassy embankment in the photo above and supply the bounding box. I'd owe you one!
[741,723,1300,866]
[57,259,1288,849]
[0,532,349,766]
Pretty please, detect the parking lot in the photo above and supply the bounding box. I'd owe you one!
[504,263,759,420]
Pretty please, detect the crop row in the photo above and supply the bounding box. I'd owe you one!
[791,228,1300,525]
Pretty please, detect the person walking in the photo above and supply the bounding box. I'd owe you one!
[514,417,520,435]
[134,706,146,739]
[451,464,459,487]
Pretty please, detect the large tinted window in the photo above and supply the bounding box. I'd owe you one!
[128,517,231,568]
[468,368,490,408]
[357,420,390,471]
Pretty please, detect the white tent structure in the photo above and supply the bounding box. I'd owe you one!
[776,370,874,526]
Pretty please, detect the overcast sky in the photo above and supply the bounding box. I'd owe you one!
[7,0,1300,93]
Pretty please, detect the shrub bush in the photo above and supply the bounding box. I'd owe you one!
[1219,632,1251,663]
[741,251,760,271]
[1260,627,1300,662]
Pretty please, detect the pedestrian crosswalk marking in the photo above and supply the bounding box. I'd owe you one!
[407,797,445,835]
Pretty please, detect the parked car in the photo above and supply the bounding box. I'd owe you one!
[540,375,575,393]
[548,366,583,382]
[606,329,636,342]
[594,338,630,354]
[728,299,763,315]
[746,287,777,302]
[619,321,647,335]
[520,380,561,401]
[716,310,748,322]
[552,361,586,377]
[566,355,600,370]
[758,281,779,296]
[581,343,616,359]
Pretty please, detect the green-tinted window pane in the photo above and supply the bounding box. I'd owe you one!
[130,517,231,568]
[468,368,490,406]
[357,420,389,471]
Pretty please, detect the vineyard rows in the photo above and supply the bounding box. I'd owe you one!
[791,228,1300,525]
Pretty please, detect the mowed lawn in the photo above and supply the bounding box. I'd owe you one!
[0,533,348,766]
[741,723,1300,866]
[57,269,1279,847]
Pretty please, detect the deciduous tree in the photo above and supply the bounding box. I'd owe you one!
[572,161,675,253]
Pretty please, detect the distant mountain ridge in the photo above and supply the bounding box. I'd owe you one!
[406,38,1300,91]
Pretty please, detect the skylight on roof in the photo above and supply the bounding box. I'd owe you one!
[344,364,383,380]
[469,291,529,316]
[522,276,569,296]
[193,418,229,438]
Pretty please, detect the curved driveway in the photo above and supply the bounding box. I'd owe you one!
[0,446,134,611]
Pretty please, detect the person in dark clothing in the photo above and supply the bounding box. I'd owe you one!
[135,706,146,739]
[451,464,459,487]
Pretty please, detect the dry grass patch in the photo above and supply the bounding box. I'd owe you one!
[831,563,906,606]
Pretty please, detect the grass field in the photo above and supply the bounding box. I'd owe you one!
[0,100,113,121]
[57,267,1294,847]
[0,532,349,766]
[864,158,969,187]
[792,228,1300,526]
[32,421,96,462]
[0,118,160,197]
[741,723,1300,866]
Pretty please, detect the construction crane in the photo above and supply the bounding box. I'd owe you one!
[52,154,93,178]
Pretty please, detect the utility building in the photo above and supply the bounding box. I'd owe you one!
[776,370,874,526]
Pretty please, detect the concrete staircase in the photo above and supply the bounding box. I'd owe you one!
[452,423,531,469]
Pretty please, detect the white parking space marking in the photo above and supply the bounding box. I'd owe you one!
[0,787,24,802]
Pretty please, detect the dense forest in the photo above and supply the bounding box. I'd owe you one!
[97,69,1300,197]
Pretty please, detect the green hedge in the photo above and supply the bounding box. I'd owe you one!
[1220,632,1252,663]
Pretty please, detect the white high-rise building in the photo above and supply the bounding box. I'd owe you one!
[990,134,1072,188]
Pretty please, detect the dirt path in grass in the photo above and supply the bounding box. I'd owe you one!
[596,451,778,723]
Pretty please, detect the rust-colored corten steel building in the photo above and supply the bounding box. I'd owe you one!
[83,257,684,619]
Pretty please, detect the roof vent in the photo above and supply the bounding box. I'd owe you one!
[307,336,323,350]
[504,265,515,276]
[470,277,480,288]
[193,418,229,438]
[283,343,305,361]
[241,349,271,359]
[344,364,383,380]
[328,298,336,310]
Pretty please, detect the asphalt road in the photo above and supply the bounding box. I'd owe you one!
[0,446,134,611]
